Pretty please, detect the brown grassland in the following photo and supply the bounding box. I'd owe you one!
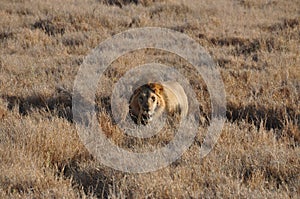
[0,0,299,198]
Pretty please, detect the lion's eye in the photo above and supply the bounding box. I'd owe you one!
[151,96,156,102]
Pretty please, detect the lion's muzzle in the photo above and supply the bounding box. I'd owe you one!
[141,112,153,125]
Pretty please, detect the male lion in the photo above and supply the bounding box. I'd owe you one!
[129,82,188,125]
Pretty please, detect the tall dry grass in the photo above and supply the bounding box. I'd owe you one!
[0,0,299,198]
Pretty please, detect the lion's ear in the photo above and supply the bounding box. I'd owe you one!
[148,83,163,94]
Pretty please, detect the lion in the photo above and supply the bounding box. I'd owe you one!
[129,82,188,125]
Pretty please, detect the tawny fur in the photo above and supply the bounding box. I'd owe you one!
[129,82,188,125]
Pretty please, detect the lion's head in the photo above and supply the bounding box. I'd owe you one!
[129,83,165,125]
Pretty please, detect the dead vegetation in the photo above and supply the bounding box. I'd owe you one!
[0,0,299,198]
[99,0,165,7]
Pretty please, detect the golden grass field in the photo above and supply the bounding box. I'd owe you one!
[0,0,299,198]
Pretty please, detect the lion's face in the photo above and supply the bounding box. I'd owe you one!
[137,88,160,125]
[129,83,164,125]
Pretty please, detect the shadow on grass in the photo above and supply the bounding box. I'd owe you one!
[3,88,73,121]
[62,162,113,198]
[2,90,298,133]
[226,102,299,131]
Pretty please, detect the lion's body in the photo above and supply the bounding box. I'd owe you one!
[129,82,188,125]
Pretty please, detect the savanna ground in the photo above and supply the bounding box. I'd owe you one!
[0,0,299,198]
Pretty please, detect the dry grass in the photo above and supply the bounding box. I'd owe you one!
[0,0,299,198]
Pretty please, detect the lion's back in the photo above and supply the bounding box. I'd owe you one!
[161,82,188,118]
